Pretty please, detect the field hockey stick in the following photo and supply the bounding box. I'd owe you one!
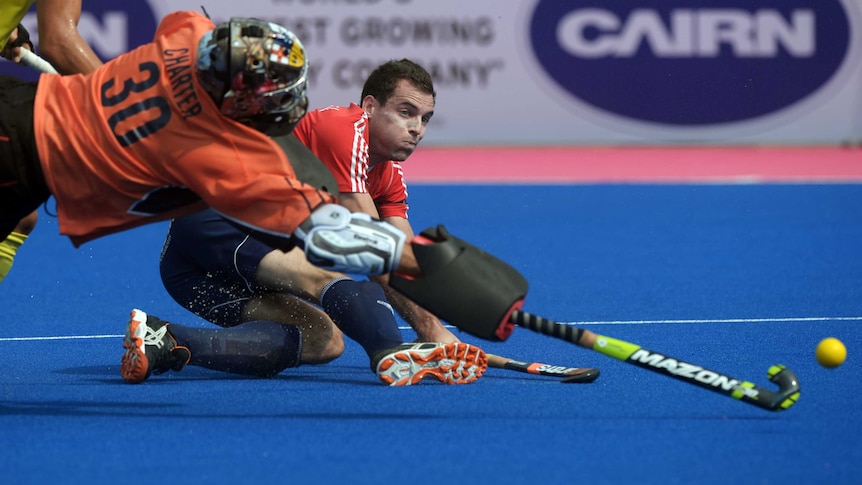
[20,49,58,74]
[509,310,800,411]
[486,353,599,383]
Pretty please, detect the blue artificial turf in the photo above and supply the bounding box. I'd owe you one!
[2,184,861,484]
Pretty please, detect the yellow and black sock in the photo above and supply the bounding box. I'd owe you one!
[0,232,28,283]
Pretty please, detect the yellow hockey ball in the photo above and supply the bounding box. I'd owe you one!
[815,337,846,368]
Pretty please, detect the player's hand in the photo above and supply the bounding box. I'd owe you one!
[1,26,34,63]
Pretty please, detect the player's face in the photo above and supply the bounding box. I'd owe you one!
[364,79,435,164]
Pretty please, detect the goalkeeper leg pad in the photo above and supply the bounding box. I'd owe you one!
[389,225,527,341]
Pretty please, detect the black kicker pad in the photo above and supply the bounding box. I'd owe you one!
[390,225,527,341]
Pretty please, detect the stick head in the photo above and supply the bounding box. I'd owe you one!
[735,365,799,411]
[762,365,800,411]
[560,368,601,384]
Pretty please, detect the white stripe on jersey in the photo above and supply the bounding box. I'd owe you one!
[350,115,369,193]
[392,162,408,195]
[394,162,409,219]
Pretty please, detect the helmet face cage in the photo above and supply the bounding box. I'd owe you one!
[197,18,309,135]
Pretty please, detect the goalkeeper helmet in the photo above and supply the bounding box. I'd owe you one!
[196,18,308,135]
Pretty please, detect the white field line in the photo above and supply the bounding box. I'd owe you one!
[2,316,859,342]
[0,334,123,342]
[555,316,862,325]
[442,315,862,328]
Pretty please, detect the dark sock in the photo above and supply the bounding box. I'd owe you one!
[320,279,403,357]
[168,320,302,377]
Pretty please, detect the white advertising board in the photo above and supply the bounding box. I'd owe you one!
[8,0,861,146]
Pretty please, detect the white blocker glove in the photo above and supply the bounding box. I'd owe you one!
[294,203,406,275]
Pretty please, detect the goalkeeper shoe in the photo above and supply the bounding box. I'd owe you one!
[121,309,191,384]
[373,342,487,386]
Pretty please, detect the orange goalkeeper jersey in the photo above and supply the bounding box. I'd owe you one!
[32,10,332,246]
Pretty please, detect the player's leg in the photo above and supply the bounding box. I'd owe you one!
[235,291,344,366]
[120,297,342,383]
[163,210,348,365]
[150,210,484,385]
[0,232,26,282]
[256,244,488,386]
[0,211,38,282]
[0,77,49,283]
[319,278,404,358]
[132,210,343,381]
[256,247,403,358]
[163,293,338,375]
[165,208,402,360]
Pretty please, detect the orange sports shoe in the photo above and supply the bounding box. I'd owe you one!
[121,309,190,384]
[372,342,487,386]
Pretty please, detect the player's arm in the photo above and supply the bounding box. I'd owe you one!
[337,192,379,218]
[375,215,459,343]
[36,0,103,75]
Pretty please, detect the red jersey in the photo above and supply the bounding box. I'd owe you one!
[32,11,332,246]
[293,103,409,219]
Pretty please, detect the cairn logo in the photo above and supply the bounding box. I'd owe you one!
[528,0,852,125]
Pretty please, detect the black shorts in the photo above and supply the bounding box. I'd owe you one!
[0,76,48,238]
[159,208,275,327]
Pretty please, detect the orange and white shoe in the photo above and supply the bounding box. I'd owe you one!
[373,342,487,386]
[121,309,190,384]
